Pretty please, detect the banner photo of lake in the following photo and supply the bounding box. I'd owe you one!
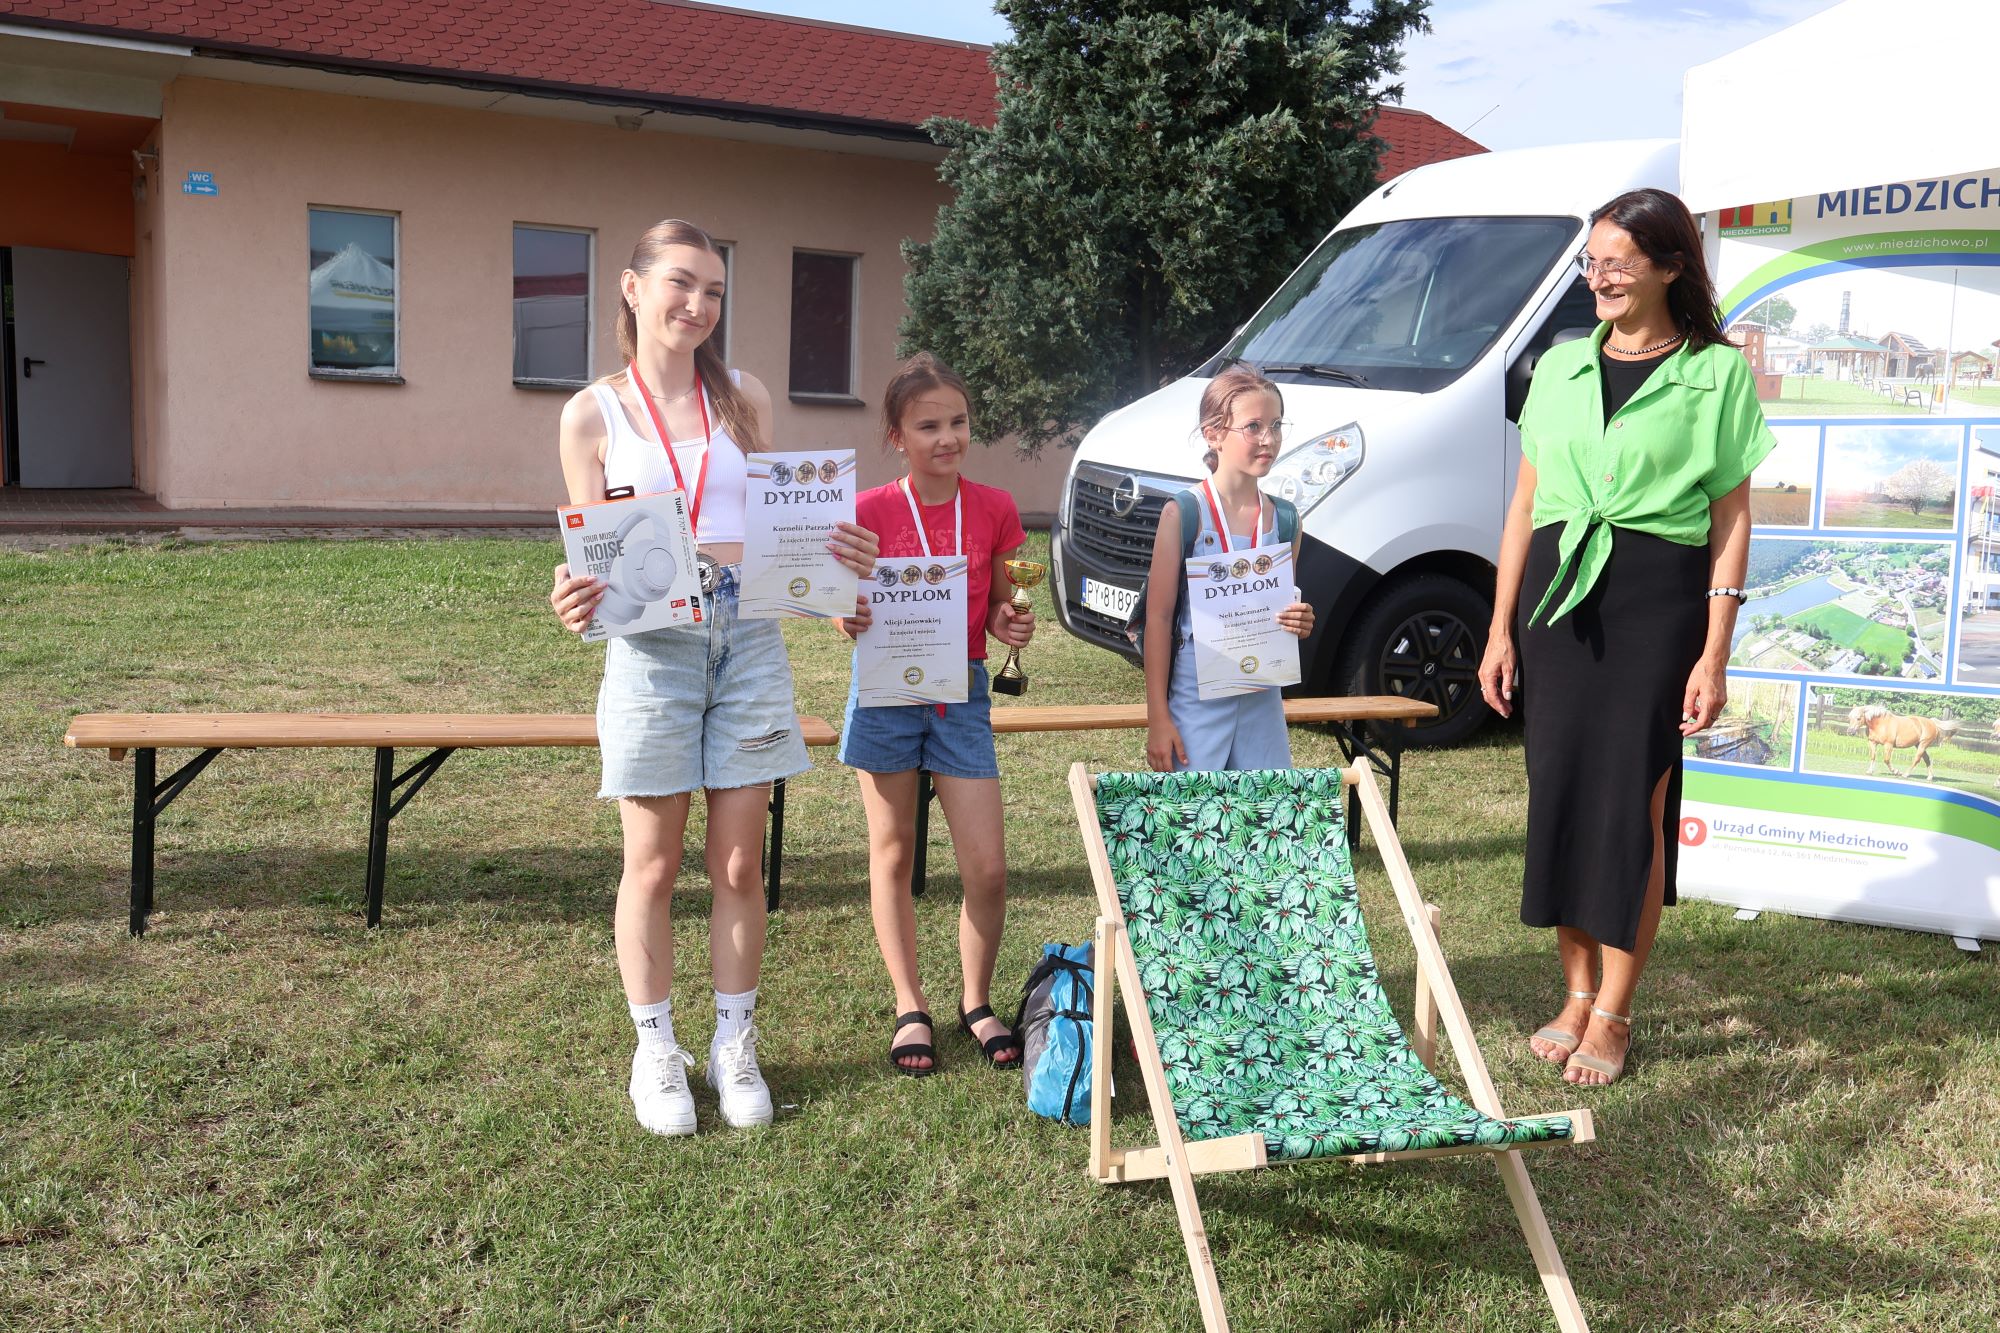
[1680,176,2000,944]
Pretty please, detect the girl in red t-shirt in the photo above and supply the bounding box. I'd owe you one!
[835,354,1034,1076]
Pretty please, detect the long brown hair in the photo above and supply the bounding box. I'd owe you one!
[1197,364,1283,472]
[880,352,972,444]
[611,219,761,450]
[1588,189,1734,353]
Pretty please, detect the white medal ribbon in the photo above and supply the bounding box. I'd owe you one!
[899,476,963,559]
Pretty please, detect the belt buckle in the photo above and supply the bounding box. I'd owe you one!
[697,553,721,594]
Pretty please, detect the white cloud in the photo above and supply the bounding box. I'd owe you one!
[1398,0,1844,149]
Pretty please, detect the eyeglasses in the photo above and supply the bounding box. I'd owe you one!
[1225,420,1290,443]
[1576,252,1648,282]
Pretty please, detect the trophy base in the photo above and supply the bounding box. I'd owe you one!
[990,674,1027,697]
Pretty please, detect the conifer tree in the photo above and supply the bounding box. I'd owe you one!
[901,1,1432,452]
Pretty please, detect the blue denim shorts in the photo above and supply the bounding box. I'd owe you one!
[596,566,811,799]
[839,659,1000,779]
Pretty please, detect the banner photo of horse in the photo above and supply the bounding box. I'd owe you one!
[1803,688,2000,796]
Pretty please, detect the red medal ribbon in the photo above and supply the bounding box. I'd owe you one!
[1202,477,1261,555]
[628,360,711,536]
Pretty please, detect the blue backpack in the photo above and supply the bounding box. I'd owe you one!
[1015,942,1095,1124]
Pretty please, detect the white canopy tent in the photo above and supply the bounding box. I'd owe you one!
[308,242,397,335]
[1681,0,2000,211]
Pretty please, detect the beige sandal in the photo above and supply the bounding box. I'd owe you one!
[1563,1006,1632,1084]
[1529,989,1597,1060]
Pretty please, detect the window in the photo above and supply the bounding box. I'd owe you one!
[1225,216,1579,394]
[513,225,592,386]
[710,242,733,361]
[308,207,398,378]
[789,251,857,399]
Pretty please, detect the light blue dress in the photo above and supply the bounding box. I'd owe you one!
[1168,501,1293,772]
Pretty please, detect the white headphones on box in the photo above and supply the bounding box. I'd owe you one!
[596,506,681,625]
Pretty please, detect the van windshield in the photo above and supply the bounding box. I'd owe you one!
[1223,215,1580,393]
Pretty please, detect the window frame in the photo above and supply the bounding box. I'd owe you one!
[510,221,596,391]
[307,204,403,384]
[787,248,862,405]
[710,241,735,363]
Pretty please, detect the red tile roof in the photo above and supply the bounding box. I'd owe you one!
[5,1,999,136]
[1370,106,1485,180]
[8,1,1480,169]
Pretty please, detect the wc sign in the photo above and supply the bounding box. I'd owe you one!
[182,171,218,197]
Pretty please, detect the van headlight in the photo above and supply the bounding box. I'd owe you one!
[1059,452,1079,529]
[1264,423,1364,517]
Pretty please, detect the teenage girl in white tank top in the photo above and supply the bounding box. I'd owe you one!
[548,220,879,1138]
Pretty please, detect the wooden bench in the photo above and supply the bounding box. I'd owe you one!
[63,713,838,935]
[908,696,1437,895]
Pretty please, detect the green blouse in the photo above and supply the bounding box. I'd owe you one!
[1519,324,1776,626]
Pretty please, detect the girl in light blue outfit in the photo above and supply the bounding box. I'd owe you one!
[1142,365,1315,773]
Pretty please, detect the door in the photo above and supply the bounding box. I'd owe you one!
[10,246,133,488]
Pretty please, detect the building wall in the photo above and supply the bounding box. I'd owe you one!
[148,78,1069,516]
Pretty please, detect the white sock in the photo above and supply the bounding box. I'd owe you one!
[714,987,757,1045]
[630,996,677,1053]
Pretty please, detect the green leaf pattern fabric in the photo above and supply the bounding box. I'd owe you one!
[1096,768,1574,1161]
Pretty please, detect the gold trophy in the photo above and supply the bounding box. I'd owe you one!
[990,559,1045,696]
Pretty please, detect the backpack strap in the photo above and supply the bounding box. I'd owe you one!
[1174,488,1201,556]
[1274,495,1299,547]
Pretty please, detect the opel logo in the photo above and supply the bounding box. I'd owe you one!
[1110,474,1143,518]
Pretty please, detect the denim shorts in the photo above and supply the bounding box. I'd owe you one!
[596,566,811,799]
[838,659,1000,779]
[1167,637,1291,772]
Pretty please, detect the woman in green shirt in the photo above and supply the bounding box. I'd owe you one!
[1477,188,1774,1086]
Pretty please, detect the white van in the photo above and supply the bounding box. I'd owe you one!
[1051,138,1681,746]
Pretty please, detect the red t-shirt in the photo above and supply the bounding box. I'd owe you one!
[856,477,1027,660]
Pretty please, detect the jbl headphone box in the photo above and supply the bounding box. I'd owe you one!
[557,490,704,642]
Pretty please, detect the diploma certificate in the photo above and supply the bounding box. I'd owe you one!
[1184,541,1301,700]
[856,555,970,706]
[738,450,858,618]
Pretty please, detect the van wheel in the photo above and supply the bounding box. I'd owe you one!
[1330,574,1492,749]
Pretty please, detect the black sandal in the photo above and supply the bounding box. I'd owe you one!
[889,1010,938,1078]
[958,1003,1023,1069]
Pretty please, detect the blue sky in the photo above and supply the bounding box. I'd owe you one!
[730,1,1844,149]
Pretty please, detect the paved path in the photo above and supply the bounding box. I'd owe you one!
[0,488,549,549]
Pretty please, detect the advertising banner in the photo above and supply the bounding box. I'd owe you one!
[1680,171,2000,941]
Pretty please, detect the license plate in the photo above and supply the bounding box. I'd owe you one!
[1081,577,1139,622]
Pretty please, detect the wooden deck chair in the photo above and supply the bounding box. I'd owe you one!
[1068,761,1596,1333]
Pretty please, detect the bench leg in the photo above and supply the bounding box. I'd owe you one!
[764,778,786,912]
[126,746,225,937]
[1331,722,1404,849]
[911,769,933,897]
[365,746,457,928]
[366,748,393,929]
[130,747,155,936]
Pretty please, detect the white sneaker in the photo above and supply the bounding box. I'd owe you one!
[629,1044,697,1137]
[706,1026,774,1128]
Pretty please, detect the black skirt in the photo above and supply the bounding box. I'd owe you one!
[1517,523,1709,951]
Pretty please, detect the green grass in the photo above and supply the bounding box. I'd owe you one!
[1788,605,1911,671]
[1947,384,2000,408]
[1761,377,1928,416]
[1821,496,1956,530]
[4,536,1998,1331]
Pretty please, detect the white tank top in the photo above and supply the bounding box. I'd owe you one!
[594,370,749,545]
